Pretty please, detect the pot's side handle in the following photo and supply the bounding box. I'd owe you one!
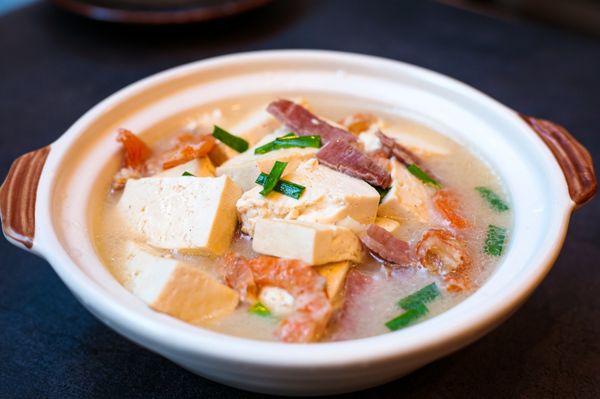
[0,146,51,249]
[520,114,597,207]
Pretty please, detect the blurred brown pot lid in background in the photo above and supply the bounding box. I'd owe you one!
[49,0,273,24]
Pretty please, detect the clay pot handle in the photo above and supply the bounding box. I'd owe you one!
[0,146,50,249]
[520,114,597,207]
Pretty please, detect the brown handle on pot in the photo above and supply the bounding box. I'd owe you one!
[0,146,50,249]
[520,114,597,207]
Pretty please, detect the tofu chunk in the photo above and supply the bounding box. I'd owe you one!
[216,132,317,191]
[335,216,368,234]
[378,159,432,223]
[211,105,282,165]
[118,176,242,255]
[155,157,215,178]
[237,159,380,235]
[384,129,451,158]
[123,242,239,323]
[359,128,450,158]
[252,219,363,265]
[375,217,402,235]
[315,261,351,301]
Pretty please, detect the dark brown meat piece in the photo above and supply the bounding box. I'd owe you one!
[376,130,441,182]
[267,99,357,144]
[317,139,392,188]
[376,130,424,167]
[359,224,413,266]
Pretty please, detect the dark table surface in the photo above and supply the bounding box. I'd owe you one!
[1,1,599,398]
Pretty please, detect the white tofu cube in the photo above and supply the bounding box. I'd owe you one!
[212,105,282,164]
[252,219,363,265]
[360,128,451,158]
[378,159,432,223]
[314,261,351,302]
[375,217,402,235]
[237,159,380,235]
[118,175,242,255]
[216,132,317,191]
[123,242,239,323]
[155,157,215,178]
[335,216,367,234]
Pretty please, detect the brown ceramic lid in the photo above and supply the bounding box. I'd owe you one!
[49,0,272,24]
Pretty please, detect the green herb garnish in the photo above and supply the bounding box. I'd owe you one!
[385,283,440,331]
[260,161,288,196]
[475,186,509,212]
[407,164,442,188]
[375,186,391,203]
[253,133,294,154]
[385,302,429,331]
[484,224,507,256]
[248,302,271,317]
[181,171,195,177]
[254,133,321,154]
[212,125,249,153]
[255,173,305,199]
[398,283,440,310]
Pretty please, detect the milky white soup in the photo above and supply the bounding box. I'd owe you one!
[92,94,512,343]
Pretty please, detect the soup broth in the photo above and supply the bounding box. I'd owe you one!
[93,94,511,343]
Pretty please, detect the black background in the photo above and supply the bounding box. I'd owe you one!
[1,1,599,397]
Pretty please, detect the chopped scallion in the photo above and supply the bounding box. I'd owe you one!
[248,302,271,317]
[397,283,440,310]
[385,283,440,331]
[212,125,249,153]
[385,302,428,331]
[484,224,507,256]
[256,173,305,199]
[254,133,321,154]
[475,186,509,212]
[181,171,195,177]
[259,161,288,197]
[407,164,442,188]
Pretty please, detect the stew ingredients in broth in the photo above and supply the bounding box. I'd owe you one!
[94,97,511,343]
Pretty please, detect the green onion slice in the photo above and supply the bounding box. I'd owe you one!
[212,125,249,153]
[255,173,305,199]
[181,171,195,177]
[385,302,428,331]
[397,283,440,310]
[407,164,442,188]
[484,224,507,256]
[259,161,288,197]
[374,186,391,203]
[254,133,321,154]
[248,302,271,317]
[385,283,440,331]
[475,186,509,212]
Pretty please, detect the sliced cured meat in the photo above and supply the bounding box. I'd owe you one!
[317,139,392,188]
[267,99,357,144]
[359,224,412,266]
[376,130,424,167]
